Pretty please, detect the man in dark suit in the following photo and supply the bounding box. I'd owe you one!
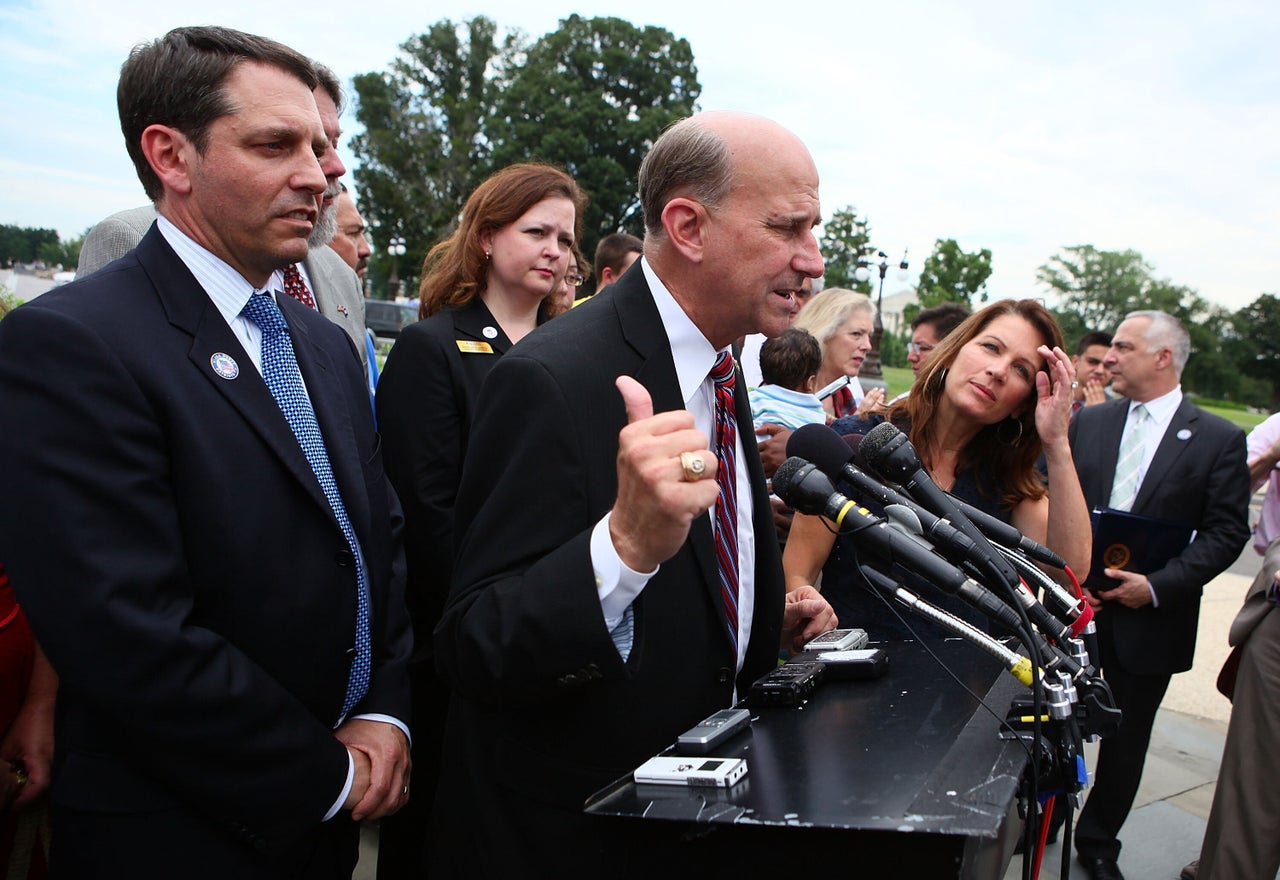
[76,65,369,375]
[430,112,836,876]
[1068,310,1250,880]
[0,26,411,878]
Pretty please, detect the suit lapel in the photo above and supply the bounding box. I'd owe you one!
[613,275,725,636]
[1083,400,1130,507]
[137,229,349,523]
[1133,399,1197,514]
[451,298,513,355]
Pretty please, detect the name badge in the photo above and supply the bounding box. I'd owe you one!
[456,340,494,354]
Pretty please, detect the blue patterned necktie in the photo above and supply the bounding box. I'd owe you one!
[241,292,370,718]
[711,351,740,652]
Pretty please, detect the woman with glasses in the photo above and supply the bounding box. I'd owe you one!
[373,162,586,875]
[547,246,589,318]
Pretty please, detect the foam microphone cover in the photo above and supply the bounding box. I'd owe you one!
[786,423,854,479]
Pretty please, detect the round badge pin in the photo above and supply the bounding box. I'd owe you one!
[482,326,498,339]
[210,352,239,380]
[1177,428,1192,440]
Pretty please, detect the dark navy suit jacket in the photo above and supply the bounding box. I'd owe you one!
[0,227,411,870]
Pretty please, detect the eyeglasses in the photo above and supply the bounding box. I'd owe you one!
[907,341,935,356]
[565,273,585,288]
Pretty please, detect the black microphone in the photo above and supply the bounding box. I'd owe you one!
[859,420,993,546]
[771,457,1025,634]
[857,422,1075,643]
[787,424,984,566]
[853,423,1065,569]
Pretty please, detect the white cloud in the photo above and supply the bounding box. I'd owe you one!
[2,0,1277,311]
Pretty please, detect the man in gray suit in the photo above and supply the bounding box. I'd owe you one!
[77,65,368,372]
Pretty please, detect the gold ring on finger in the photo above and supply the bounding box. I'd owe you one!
[679,451,707,482]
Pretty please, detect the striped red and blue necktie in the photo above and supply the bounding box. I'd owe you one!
[711,351,740,652]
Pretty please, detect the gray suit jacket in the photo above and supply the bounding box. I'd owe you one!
[78,205,368,370]
[77,205,155,276]
[302,245,368,371]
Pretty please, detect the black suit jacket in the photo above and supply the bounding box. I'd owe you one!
[0,228,411,868]
[432,267,784,867]
[376,297,513,661]
[1070,396,1249,675]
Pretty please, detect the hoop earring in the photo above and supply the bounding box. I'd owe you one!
[932,367,949,394]
[997,417,1024,446]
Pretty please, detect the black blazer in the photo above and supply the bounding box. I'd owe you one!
[0,228,411,865]
[376,297,514,661]
[432,267,784,869]
[1070,396,1250,674]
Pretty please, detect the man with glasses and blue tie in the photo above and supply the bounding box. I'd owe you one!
[0,26,411,878]
[1066,310,1249,880]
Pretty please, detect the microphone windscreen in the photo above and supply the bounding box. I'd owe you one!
[787,424,852,478]
[860,420,902,469]
[771,456,809,503]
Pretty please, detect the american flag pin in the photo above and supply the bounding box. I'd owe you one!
[210,352,239,380]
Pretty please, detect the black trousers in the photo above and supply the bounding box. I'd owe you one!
[1073,621,1171,862]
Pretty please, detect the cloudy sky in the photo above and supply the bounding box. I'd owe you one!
[2,0,1277,312]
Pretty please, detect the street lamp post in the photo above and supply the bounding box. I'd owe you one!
[853,247,909,384]
[387,236,406,299]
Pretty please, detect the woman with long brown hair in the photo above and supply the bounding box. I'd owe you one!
[373,162,586,874]
[782,298,1091,639]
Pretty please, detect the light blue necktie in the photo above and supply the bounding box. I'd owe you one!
[1109,403,1150,512]
[241,292,370,718]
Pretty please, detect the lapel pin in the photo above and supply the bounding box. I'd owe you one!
[1177,428,1192,440]
[337,304,349,316]
[210,352,239,380]
[482,326,498,339]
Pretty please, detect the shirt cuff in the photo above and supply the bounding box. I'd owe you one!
[350,713,412,747]
[1146,577,1159,608]
[323,716,411,822]
[325,751,355,821]
[592,512,657,628]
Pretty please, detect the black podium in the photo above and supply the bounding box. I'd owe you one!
[585,639,1028,879]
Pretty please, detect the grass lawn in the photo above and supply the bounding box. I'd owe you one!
[880,365,915,399]
[1196,403,1266,433]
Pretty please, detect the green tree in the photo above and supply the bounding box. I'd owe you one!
[350,16,520,298]
[817,206,872,294]
[914,238,992,310]
[39,235,83,270]
[489,15,700,260]
[1036,245,1184,343]
[1231,293,1280,407]
[1038,244,1251,401]
[0,225,59,264]
[1181,298,1242,402]
[351,15,701,299]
